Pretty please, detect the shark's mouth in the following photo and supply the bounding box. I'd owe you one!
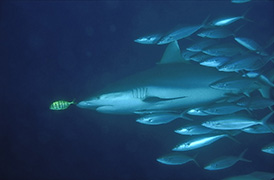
[77,101,101,109]
[95,105,115,113]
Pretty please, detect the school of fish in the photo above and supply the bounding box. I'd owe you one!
[134,2,274,178]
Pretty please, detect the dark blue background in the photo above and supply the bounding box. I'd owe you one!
[1,1,273,180]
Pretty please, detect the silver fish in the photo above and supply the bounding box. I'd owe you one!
[136,112,183,125]
[186,39,218,52]
[246,71,274,87]
[173,134,234,151]
[200,56,230,68]
[234,37,268,56]
[158,17,209,45]
[209,76,263,94]
[190,53,212,63]
[134,34,162,44]
[218,54,268,72]
[225,94,247,103]
[210,16,246,27]
[203,43,245,57]
[201,102,247,115]
[231,0,251,3]
[261,142,274,154]
[156,153,199,166]
[181,50,197,60]
[187,102,247,116]
[204,149,251,170]
[246,72,274,88]
[242,124,274,134]
[158,25,203,45]
[175,125,215,136]
[197,28,234,39]
[236,93,274,110]
[202,112,274,130]
[186,107,209,116]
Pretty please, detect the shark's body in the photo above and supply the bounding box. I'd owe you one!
[77,41,257,114]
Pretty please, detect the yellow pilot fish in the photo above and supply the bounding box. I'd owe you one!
[50,100,75,110]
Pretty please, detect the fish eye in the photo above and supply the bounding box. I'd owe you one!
[218,83,226,87]
[147,118,153,122]
[215,122,221,126]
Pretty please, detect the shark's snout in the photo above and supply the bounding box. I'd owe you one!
[77,100,98,109]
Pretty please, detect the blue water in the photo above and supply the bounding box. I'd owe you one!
[1,1,273,180]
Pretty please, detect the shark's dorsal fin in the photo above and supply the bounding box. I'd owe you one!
[158,41,187,64]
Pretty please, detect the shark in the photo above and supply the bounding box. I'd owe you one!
[76,41,267,115]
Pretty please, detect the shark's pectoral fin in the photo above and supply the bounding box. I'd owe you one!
[142,96,186,103]
[158,41,188,64]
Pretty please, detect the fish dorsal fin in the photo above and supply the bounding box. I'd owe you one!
[158,41,186,64]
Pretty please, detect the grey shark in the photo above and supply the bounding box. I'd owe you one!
[76,41,264,115]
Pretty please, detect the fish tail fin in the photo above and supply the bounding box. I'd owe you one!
[192,159,200,167]
[257,67,274,87]
[258,87,270,99]
[241,158,252,163]
[202,15,211,28]
[259,75,274,88]
[242,7,254,23]
[261,111,274,133]
[243,17,254,23]
[192,153,200,167]
[233,24,246,36]
[226,134,241,144]
[264,36,274,49]
[239,149,252,163]
[179,112,193,121]
[256,68,274,99]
